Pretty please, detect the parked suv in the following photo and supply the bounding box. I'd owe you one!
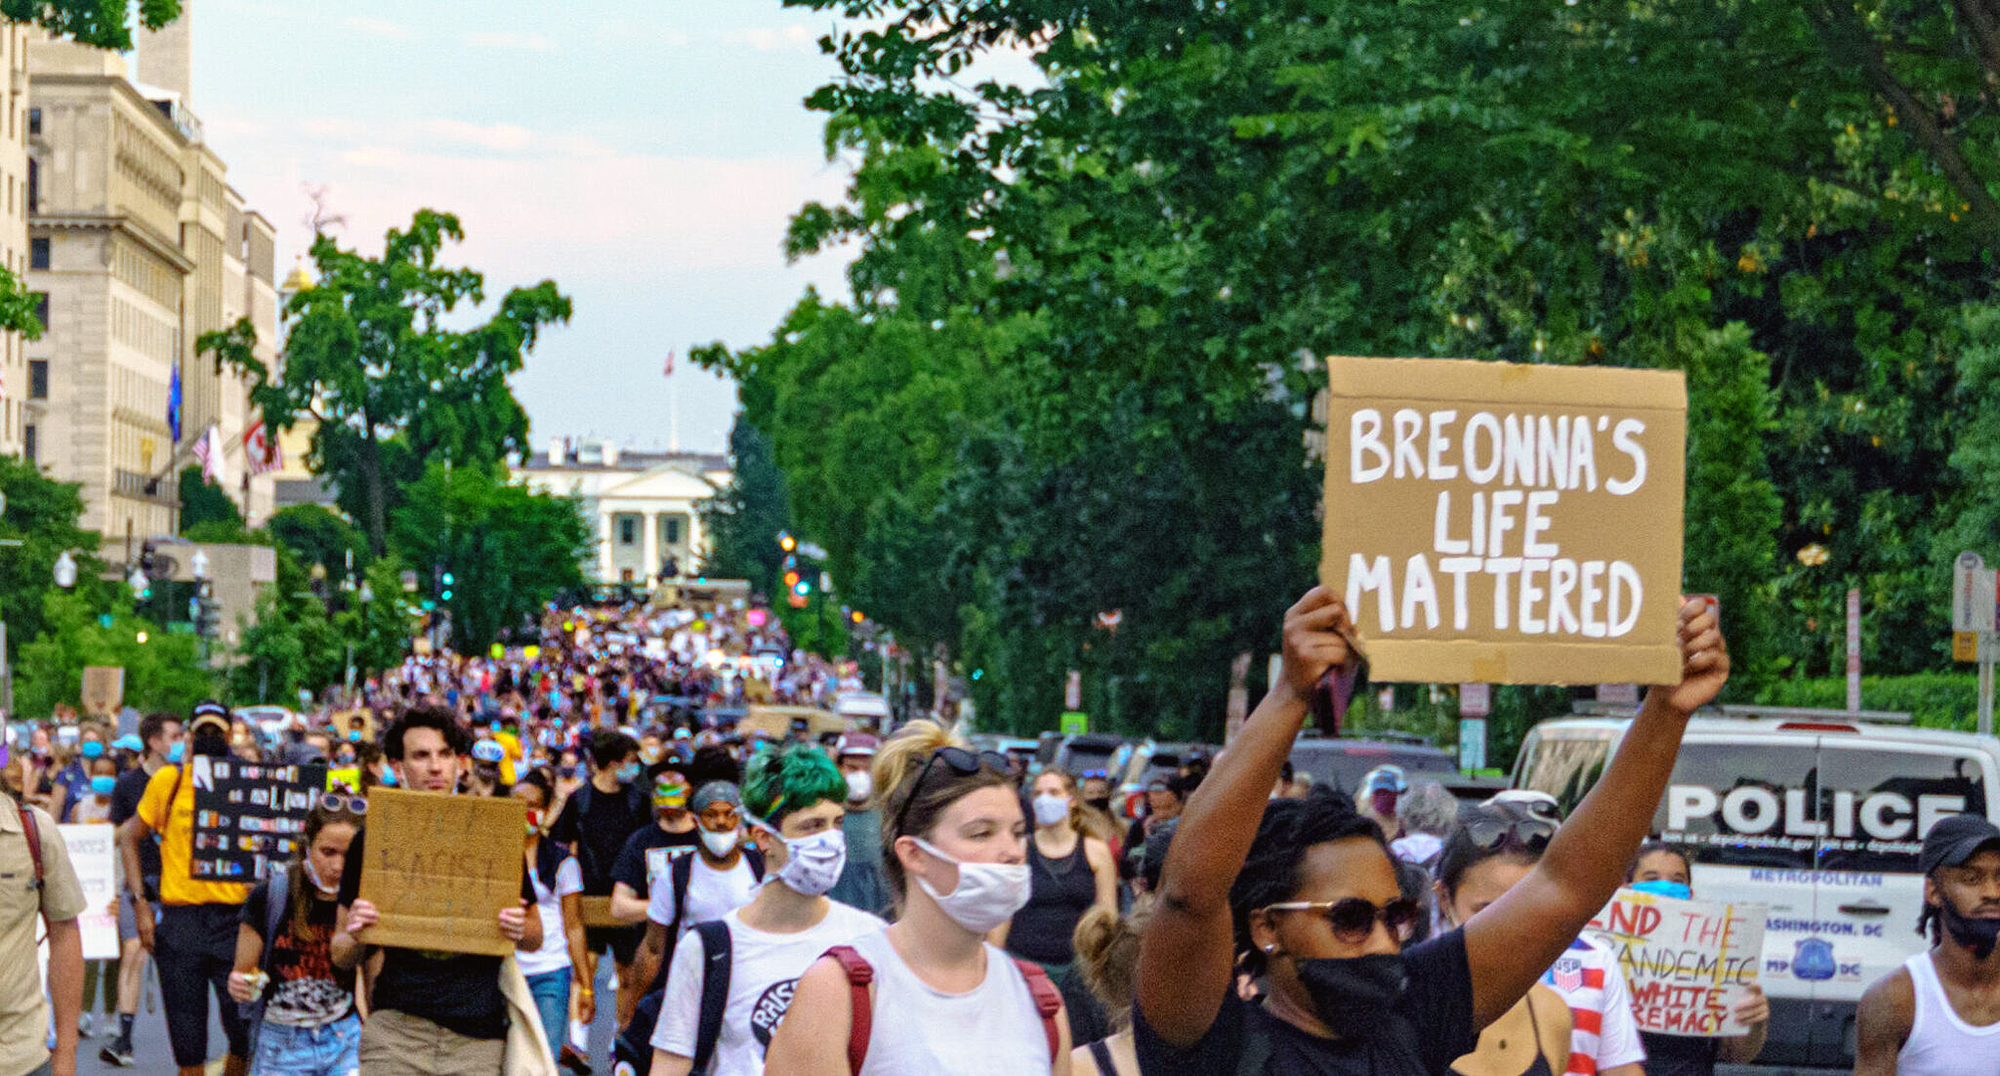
[1513,709,2000,1071]
[1287,733,1458,798]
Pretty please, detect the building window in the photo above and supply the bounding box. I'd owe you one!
[22,424,33,463]
[26,108,37,137]
[28,237,45,270]
[32,292,45,331]
[664,516,683,545]
[618,517,637,544]
[27,359,44,399]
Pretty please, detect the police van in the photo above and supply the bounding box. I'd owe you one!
[1513,707,2000,1072]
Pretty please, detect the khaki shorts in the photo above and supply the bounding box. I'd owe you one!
[358,1009,505,1076]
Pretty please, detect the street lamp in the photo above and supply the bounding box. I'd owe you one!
[52,551,76,589]
[127,566,147,598]
[190,548,210,581]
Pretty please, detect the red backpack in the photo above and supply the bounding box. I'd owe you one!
[824,944,1063,1074]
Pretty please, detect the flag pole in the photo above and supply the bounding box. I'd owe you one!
[666,351,680,453]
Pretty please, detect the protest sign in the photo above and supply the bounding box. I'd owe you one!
[1585,886,1765,1037]
[59,824,118,959]
[80,666,123,718]
[1319,356,1687,684]
[355,788,526,957]
[189,756,327,882]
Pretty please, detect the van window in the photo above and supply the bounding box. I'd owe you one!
[1656,743,1819,870]
[1516,733,1614,816]
[1817,744,1987,874]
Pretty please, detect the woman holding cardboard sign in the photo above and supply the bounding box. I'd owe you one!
[1131,588,1725,1076]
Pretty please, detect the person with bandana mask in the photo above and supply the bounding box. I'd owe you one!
[1130,588,1727,1076]
[827,732,889,917]
[122,700,255,1076]
[1624,841,1766,1076]
[644,744,882,1076]
[1854,813,2000,1076]
[226,799,364,1076]
[632,782,765,999]
[764,721,1074,1074]
[606,764,704,1028]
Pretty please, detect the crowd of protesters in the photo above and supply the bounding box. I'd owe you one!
[26,587,2000,1075]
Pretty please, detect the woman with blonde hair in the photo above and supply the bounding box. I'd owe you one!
[997,769,1117,976]
[1070,900,1152,1076]
[764,720,1073,1074]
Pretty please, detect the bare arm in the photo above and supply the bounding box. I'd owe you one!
[1718,983,1769,1063]
[1462,598,1726,1028]
[332,900,376,972]
[611,881,650,924]
[625,920,669,1026]
[1853,970,1913,1076]
[117,816,156,952]
[226,923,263,1002]
[647,1051,695,1076]
[46,916,82,1076]
[762,956,859,1076]
[1135,588,1355,1048]
[1085,838,1117,914]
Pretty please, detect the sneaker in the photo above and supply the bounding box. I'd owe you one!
[558,1045,593,1075]
[99,1043,134,1068]
[77,1013,92,1039]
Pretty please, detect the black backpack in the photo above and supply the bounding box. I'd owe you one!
[650,848,765,992]
[617,919,732,1074]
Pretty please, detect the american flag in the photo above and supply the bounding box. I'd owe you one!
[242,419,281,475]
[190,423,214,478]
[191,425,228,485]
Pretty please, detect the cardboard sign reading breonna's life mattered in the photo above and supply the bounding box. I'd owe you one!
[354,788,525,957]
[1319,356,1687,685]
[1585,887,1765,1037]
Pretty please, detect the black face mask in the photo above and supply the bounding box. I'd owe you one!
[1940,895,2000,959]
[191,729,232,758]
[1086,797,1111,814]
[1293,954,1409,1040]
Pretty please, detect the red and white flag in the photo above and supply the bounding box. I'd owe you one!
[663,350,675,377]
[190,424,217,482]
[242,420,281,475]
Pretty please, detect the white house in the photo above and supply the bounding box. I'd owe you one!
[515,437,732,588]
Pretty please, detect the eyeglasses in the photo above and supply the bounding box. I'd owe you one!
[893,746,1010,835]
[1262,896,1422,945]
[319,793,368,815]
[1463,814,1556,854]
[1081,769,1109,780]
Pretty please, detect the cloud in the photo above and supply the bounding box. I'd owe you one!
[292,116,615,159]
[721,25,820,52]
[464,30,555,51]
[343,16,412,40]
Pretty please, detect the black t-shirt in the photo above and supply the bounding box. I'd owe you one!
[608,821,700,898]
[1134,928,1477,1076]
[1638,1031,1717,1076]
[242,877,352,1026]
[109,766,161,895]
[552,781,649,894]
[336,826,536,1040]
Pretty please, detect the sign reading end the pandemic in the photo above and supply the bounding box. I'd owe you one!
[1320,356,1687,685]
[354,788,525,958]
[1586,887,1765,1037]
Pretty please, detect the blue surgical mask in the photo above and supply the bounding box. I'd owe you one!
[615,762,641,783]
[166,743,185,763]
[1632,879,1692,900]
[80,741,104,760]
[90,775,117,795]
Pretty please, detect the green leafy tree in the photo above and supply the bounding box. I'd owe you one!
[267,504,370,585]
[0,455,105,663]
[334,555,421,681]
[201,210,572,554]
[17,592,210,716]
[226,546,342,704]
[0,0,179,49]
[697,415,793,592]
[177,465,245,537]
[387,464,590,652]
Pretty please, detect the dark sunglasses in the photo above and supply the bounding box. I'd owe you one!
[1263,896,1422,945]
[893,746,1010,835]
[319,793,368,815]
[1463,815,1556,853]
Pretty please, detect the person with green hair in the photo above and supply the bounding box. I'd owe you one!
[644,743,884,1076]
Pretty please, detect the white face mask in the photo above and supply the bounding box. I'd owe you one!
[700,827,741,858]
[911,837,1031,934]
[1032,794,1071,827]
[769,827,848,897]
[845,769,872,803]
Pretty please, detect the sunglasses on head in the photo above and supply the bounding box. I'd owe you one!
[893,745,1010,835]
[1262,896,1423,945]
[319,793,368,815]
[1463,814,1556,854]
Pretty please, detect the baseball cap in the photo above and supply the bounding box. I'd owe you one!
[112,734,144,752]
[189,700,230,734]
[1921,813,2000,876]
[471,739,505,765]
[834,732,880,759]
[1363,765,1409,794]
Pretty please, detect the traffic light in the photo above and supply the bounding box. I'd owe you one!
[783,569,802,589]
[441,570,454,602]
[778,532,797,553]
[793,579,811,596]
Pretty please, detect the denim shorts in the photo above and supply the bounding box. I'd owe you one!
[251,1011,361,1076]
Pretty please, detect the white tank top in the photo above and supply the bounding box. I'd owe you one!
[1897,950,2000,1075]
[846,925,1053,1076]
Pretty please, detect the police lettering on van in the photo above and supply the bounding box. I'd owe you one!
[1666,783,1965,856]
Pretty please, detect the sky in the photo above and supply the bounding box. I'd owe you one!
[187,0,865,456]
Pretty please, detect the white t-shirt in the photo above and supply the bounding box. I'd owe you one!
[646,852,760,940]
[650,901,884,1076]
[518,855,584,977]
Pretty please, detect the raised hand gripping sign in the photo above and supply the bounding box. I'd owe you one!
[1318,356,1687,685]
[354,788,526,957]
[1586,887,1766,1037]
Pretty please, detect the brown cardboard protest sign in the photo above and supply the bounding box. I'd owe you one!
[354,788,525,957]
[80,666,124,718]
[1319,356,1686,685]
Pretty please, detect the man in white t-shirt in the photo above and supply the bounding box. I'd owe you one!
[634,782,764,993]
[649,746,882,1076]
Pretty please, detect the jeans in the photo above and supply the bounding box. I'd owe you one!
[251,1012,361,1076]
[524,968,571,1063]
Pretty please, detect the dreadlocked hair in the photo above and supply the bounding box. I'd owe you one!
[1230,786,1386,978]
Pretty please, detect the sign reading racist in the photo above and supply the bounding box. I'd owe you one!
[189,756,328,881]
[1319,356,1687,684]
[1586,887,1765,1037]
[355,788,526,958]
